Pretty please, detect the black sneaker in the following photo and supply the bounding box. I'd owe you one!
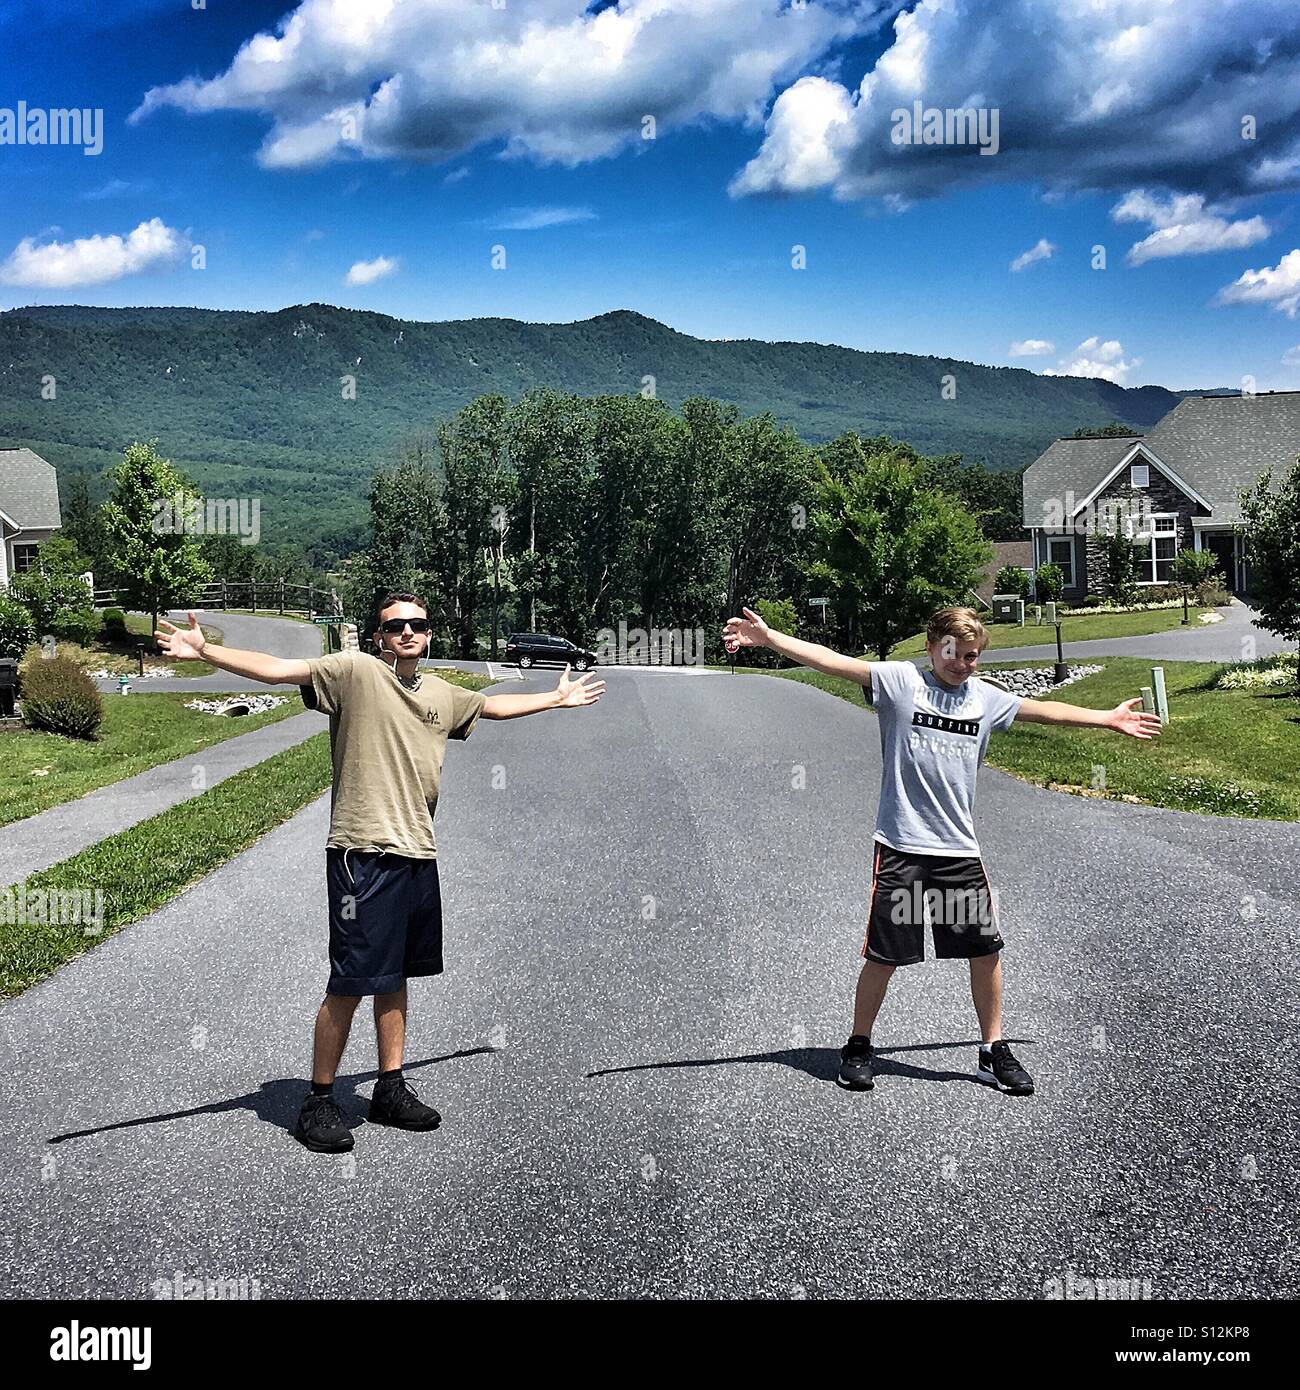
[976,1041,1034,1095]
[368,1075,441,1131]
[294,1092,354,1152]
[837,1035,875,1091]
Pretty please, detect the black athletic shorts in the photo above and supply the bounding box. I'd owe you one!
[861,840,1003,966]
[325,848,444,996]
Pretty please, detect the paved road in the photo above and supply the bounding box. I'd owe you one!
[92,611,324,695]
[0,667,1295,1299]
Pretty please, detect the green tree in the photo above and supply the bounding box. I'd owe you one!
[59,469,108,580]
[101,441,213,632]
[1034,563,1064,602]
[1097,521,1139,605]
[811,449,991,659]
[8,535,98,644]
[1240,460,1300,682]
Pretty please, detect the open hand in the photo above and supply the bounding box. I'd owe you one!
[721,606,770,655]
[557,665,605,708]
[155,611,208,662]
[1109,697,1164,740]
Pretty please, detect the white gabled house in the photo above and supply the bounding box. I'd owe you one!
[0,447,64,588]
[1021,392,1300,598]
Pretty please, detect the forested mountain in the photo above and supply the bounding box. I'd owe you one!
[0,302,1201,557]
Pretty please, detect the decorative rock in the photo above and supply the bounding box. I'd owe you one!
[183,695,288,717]
[977,664,1103,698]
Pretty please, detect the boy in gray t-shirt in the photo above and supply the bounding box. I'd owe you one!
[722,604,1161,1096]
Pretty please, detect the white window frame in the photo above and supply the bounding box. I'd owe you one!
[1131,513,1178,585]
[1129,462,1149,488]
[11,542,40,574]
[1046,534,1075,588]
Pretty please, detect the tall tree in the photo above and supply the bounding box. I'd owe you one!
[1240,460,1300,682]
[100,441,212,631]
[811,447,992,659]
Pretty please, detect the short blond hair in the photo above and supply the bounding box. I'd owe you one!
[926,606,988,654]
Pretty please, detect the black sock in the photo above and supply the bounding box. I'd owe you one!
[311,1080,333,1096]
[377,1067,403,1083]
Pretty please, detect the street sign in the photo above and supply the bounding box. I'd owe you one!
[311,616,345,625]
[808,597,829,606]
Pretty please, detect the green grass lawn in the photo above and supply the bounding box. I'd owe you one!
[0,666,494,998]
[0,691,305,829]
[887,604,1213,656]
[770,658,1300,821]
[0,733,335,999]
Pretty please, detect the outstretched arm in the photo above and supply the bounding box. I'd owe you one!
[722,606,873,685]
[1015,695,1163,739]
[155,611,311,685]
[482,665,605,720]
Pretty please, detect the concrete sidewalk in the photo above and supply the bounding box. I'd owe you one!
[0,709,327,889]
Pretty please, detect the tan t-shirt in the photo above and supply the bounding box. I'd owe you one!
[302,652,487,858]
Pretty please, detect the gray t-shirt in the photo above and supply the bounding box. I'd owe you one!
[868,661,1021,857]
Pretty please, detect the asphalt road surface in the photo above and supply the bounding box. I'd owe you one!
[1,665,1295,1299]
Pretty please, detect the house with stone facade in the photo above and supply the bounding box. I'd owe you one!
[0,448,63,588]
[1021,391,1300,600]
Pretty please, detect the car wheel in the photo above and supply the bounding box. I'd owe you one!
[575,658,589,671]
[520,655,533,668]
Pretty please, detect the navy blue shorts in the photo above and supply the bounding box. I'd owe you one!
[325,848,444,996]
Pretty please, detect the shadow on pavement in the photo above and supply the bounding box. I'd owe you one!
[46,1047,495,1144]
[586,1038,1035,1087]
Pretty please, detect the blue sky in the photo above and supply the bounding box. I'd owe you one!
[3,0,1300,389]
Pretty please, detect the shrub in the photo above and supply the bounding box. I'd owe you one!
[53,605,102,647]
[1096,526,1139,605]
[0,592,36,659]
[103,607,127,635]
[747,596,799,667]
[1034,563,1064,602]
[1173,548,1219,590]
[994,565,1030,600]
[18,654,104,739]
[1082,594,1103,607]
[1195,576,1230,607]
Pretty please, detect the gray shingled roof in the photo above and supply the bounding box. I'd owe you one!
[0,448,62,530]
[1021,434,1140,528]
[1142,392,1300,525]
[1022,392,1300,528]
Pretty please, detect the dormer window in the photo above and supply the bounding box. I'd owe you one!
[1130,463,1149,488]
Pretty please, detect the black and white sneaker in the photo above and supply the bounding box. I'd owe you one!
[976,1041,1034,1095]
[294,1092,354,1152]
[369,1075,442,1130]
[837,1035,875,1091]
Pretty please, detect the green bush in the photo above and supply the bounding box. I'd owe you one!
[994,565,1030,599]
[9,564,95,642]
[103,607,127,634]
[1034,563,1064,602]
[1082,593,1103,607]
[18,654,104,739]
[1195,575,1230,607]
[53,605,101,647]
[0,592,36,659]
[1173,548,1220,589]
[747,596,799,668]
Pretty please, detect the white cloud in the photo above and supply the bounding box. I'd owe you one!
[733,0,1300,204]
[1215,249,1300,317]
[0,216,186,287]
[1009,339,1054,357]
[1042,336,1140,385]
[1283,345,1300,367]
[1113,190,1270,265]
[344,254,399,286]
[1009,238,1054,273]
[132,0,871,170]
[485,206,596,232]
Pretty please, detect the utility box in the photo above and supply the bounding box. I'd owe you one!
[991,595,1025,625]
[0,658,17,718]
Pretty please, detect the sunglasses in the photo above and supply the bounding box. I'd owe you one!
[379,618,431,635]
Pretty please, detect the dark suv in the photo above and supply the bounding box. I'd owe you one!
[504,632,598,671]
